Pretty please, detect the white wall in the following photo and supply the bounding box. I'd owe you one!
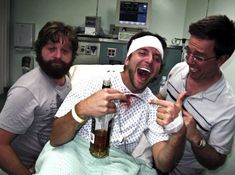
[149,0,187,44]
[9,0,235,174]
[209,0,235,92]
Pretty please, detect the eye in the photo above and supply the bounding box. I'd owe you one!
[61,48,71,54]
[48,47,56,52]
[153,55,162,63]
[193,54,204,62]
[138,50,148,57]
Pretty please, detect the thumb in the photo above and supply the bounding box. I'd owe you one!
[182,109,190,117]
[175,91,187,109]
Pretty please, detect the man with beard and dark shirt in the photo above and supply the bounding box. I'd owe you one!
[0,21,78,175]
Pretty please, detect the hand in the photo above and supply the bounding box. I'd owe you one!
[150,91,187,126]
[183,110,201,144]
[76,88,127,118]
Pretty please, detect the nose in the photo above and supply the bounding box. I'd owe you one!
[186,53,195,64]
[54,49,62,59]
[146,53,154,63]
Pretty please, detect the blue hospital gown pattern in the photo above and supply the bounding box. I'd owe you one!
[55,72,169,154]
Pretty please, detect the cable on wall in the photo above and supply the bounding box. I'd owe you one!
[205,0,210,17]
[96,0,99,18]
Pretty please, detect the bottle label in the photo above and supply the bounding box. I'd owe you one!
[90,118,96,144]
[90,132,95,144]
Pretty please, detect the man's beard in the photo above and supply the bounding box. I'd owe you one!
[37,56,73,79]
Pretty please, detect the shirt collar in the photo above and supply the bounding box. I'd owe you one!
[201,76,225,101]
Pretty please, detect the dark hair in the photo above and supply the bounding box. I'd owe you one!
[126,31,167,73]
[34,21,78,62]
[189,15,235,58]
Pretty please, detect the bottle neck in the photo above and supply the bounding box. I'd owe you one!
[102,79,111,88]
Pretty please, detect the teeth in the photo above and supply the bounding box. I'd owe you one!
[139,67,151,73]
[190,67,197,72]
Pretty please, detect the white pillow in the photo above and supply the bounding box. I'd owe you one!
[69,64,124,88]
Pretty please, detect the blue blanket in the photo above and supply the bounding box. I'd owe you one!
[35,136,157,175]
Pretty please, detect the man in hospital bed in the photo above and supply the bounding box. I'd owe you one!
[34,31,186,175]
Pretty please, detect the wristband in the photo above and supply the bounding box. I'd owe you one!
[71,105,85,124]
[164,110,183,134]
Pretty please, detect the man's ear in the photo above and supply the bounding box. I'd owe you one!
[217,55,229,67]
[125,56,130,65]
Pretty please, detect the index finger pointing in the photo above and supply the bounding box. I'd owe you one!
[105,88,127,102]
[175,91,188,109]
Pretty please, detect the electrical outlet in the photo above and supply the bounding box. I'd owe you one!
[107,48,116,57]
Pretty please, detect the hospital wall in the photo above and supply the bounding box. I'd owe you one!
[9,0,235,174]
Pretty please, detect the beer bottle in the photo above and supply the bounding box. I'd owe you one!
[89,72,113,158]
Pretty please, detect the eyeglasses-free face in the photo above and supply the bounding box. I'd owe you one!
[183,46,217,62]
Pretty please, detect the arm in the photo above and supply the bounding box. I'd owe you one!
[183,110,226,169]
[152,126,186,172]
[150,91,187,172]
[192,142,226,170]
[50,101,87,146]
[50,88,127,146]
[0,88,38,175]
[0,129,31,175]
[50,84,94,146]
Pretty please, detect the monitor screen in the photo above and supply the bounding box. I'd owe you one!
[115,0,152,29]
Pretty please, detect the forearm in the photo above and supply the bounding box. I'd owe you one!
[50,110,85,146]
[0,145,31,175]
[188,129,226,170]
[153,126,186,172]
[191,143,226,170]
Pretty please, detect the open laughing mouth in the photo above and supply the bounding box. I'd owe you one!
[137,67,151,81]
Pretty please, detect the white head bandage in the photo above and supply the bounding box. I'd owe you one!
[126,35,164,60]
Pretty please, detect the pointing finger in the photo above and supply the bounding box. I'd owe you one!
[150,98,169,108]
[175,91,188,109]
[103,88,127,102]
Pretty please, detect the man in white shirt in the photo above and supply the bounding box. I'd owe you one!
[157,15,235,175]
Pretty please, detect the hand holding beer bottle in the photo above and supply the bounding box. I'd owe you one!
[89,72,115,158]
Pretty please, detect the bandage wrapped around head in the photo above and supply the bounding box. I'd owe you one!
[126,35,164,60]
